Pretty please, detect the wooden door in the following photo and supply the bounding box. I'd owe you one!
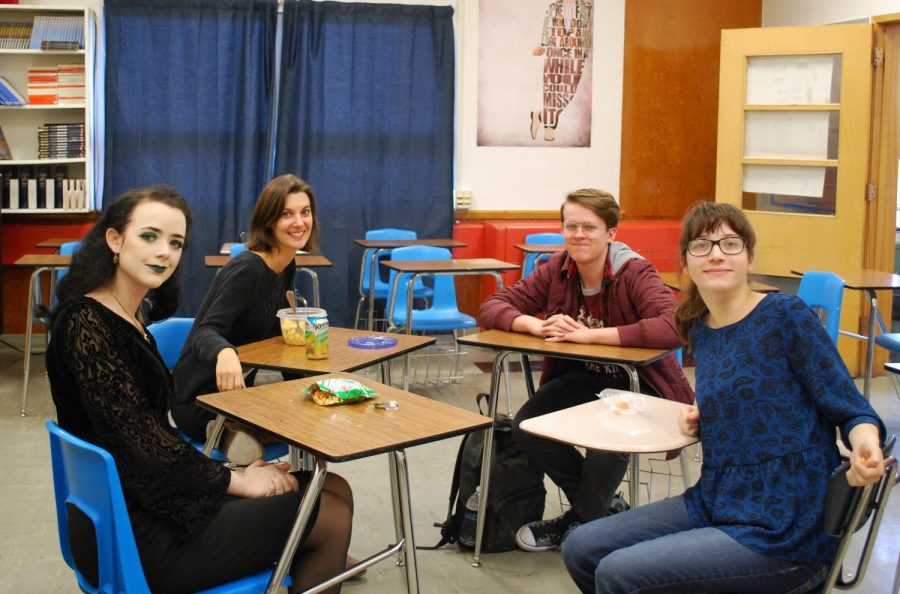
[716,24,875,370]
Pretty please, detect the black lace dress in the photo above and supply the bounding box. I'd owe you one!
[48,297,229,532]
[46,297,308,592]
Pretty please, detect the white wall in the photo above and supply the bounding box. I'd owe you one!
[763,0,900,26]
[457,0,624,211]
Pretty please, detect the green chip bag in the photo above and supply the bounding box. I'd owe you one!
[306,378,376,406]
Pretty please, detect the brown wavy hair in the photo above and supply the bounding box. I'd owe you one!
[674,201,756,351]
[245,174,319,253]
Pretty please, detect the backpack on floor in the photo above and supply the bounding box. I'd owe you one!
[424,393,546,553]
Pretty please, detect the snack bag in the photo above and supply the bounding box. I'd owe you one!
[305,378,376,406]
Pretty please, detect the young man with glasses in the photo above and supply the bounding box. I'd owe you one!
[479,188,693,553]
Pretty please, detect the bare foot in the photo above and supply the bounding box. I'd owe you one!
[544,126,556,142]
[530,111,541,140]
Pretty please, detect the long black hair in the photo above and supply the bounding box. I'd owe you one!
[54,185,192,321]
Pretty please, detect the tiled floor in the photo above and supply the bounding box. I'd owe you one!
[0,336,897,593]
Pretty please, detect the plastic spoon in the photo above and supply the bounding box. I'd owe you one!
[286,290,304,334]
[286,289,298,314]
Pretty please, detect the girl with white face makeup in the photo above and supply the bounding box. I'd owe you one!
[47,186,353,593]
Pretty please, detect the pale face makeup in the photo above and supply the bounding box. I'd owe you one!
[106,200,187,292]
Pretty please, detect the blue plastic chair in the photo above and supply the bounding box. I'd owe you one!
[146,317,288,463]
[386,245,476,384]
[797,271,845,345]
[354,228,433,328]
[146,316,193,369]
[55,240,80,284]
[386,245,477,332]
[522,232,564,278]
[46,420,291,594]
[22,241,82,417]
[875,332,900,364]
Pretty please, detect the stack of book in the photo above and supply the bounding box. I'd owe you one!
[0,76,24,106]
[27,66,58,105]
[38,123,85,159]
[57,63,85,105]
[28,16,83,50]
[0,164,84,210]
[0,20,33,49]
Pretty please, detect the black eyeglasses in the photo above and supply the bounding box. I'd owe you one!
[687,237,745,257]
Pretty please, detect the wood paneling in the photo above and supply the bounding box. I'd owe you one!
[2,267,47,334]
[1,218,93,333]
[454,210,559,221]
[620,0,761,220]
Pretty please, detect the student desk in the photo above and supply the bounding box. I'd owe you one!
[381,258,519,335]
[235,326,434,378]
[519,396,697,525]
[198,372,491,594]
[512,243,564,275]
[35,238,80,249]
[204,254,332,308]
[381,258,519,390]
[519,395,697,454]
[792,268,900,400]
[353,238,467,331]
[455,329,679,566]
[14,254,73,416]
[223,327,434,469]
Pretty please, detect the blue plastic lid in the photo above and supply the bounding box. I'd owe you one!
[348,335,399,349]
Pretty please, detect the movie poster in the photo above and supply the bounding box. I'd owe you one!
[478,0,594,147]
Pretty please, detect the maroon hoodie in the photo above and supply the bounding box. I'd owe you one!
[479,242,694,407]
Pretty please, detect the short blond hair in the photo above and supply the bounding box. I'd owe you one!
[561,189,620,229]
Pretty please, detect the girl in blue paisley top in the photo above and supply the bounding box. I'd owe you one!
[562,201,886,594]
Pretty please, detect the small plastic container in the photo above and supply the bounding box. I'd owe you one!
[276,308,307,346]
[597,388,648,415]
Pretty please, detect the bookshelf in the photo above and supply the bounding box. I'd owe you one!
[0,5,95,215]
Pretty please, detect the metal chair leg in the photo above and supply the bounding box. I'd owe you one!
[502,357,513,417]
[679,448,692,488]
[891,549,899,594]
[21,308,34,417]
[21,267,47,417]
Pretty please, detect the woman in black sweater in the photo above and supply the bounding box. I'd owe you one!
[171,174,318,463]
[47,185,352,593]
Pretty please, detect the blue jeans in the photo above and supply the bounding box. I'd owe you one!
[561,496,827,594]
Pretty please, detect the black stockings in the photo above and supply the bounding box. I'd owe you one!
[290,473,354,593]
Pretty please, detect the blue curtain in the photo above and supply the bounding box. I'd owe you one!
[277,0,456,327]
[104,0,277,314]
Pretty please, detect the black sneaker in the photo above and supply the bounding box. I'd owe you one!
[608,492,630,515]
[515,511,580,552]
